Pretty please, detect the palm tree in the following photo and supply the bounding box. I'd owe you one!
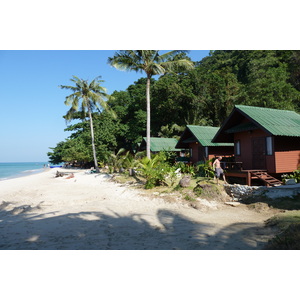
[108,50,194,159]
[60,76,114,173]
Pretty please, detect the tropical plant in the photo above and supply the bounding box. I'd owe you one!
[108,50,194,159]
[60,76,115,173]
[175,162,196,176]
[196,159,215,178]
[106,148,126,172]
[282,170,300,184]
[136,152,174,189]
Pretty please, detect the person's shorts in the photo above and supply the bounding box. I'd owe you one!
[215,168,224,178]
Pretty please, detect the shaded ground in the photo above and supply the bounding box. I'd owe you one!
[0,170,279,250]
[0,204,277,250]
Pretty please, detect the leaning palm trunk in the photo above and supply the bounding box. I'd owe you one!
[88,109,100,173]
[61,76,114,173]
[146,76,151,159]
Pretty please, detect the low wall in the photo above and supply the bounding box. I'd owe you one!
[224,184,300,201]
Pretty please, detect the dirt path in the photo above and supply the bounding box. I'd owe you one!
[0,169,278,250]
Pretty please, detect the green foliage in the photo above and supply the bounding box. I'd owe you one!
[59,76,115,172]
[48,138,93,164]
[107,148,127,173]
[196,160,215,178]
[137,152,178,189]
[109,83,148,150]
[47,141,65,164]
[49,51,300,173]
[109,50,195,159]
[184,194,196,202]
[281,170,300,183]
[175,162,196,176]
[158,123,185,139]
[61,138,92,162]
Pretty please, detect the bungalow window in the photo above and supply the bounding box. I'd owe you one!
[266,136,273,155]
[235,140,241,156]
[204,146,208,158]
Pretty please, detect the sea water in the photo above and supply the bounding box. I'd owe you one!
[0,162,48,181]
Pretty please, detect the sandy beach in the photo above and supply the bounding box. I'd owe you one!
[0,168,278,250]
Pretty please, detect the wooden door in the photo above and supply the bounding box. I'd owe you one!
[252,137,266,169]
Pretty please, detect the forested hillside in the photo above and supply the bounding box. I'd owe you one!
[48,50,300,164]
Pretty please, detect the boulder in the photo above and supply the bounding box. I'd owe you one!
[179,175,191,187]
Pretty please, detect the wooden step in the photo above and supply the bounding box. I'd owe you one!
[250,171,282,186]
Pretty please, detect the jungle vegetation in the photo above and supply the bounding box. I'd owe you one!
[48,50,300,166]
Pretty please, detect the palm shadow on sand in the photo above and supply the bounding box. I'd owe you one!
[0,203,276,250]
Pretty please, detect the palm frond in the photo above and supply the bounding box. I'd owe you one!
[64,106,78,121]
[157,50,189,62]
[160,59,194,73]
[108,50,144,73]
[59,85,79,92]
[60,75,115,121]
[146,63,166,75]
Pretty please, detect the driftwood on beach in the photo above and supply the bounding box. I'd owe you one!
[55,171,74,178]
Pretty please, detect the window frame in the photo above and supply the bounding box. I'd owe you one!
[235,140,241,156]
[204,146,208,158]
[266,136,273,155]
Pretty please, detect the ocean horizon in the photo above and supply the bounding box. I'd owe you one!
[0,162,49,181]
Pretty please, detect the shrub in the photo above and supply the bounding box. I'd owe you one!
[196,159,215,178]
[137,152,178,189]
[175,162,196,175]
[282,170,300,184]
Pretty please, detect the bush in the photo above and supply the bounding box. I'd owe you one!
[281,170,300,184]
[137,152,178,189]
[175,162,196,175]
[196,160,215,178]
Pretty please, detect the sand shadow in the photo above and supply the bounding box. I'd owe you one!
[0,204,275,250]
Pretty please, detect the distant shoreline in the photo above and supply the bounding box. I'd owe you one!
[0,167,48,181]
[0,162,49,181]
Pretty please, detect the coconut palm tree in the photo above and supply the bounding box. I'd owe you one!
[60,75,114,173]
[108,50,194,159]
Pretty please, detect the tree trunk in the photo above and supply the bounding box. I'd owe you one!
[88,109,100,173]
[146,76,151,159]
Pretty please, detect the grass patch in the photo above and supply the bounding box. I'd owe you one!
[266,211,300,230]
[110,173,145,186]
[243,194,300,211]
[184,194,197,202]
[265,210,300,250]
[193,183,221,198]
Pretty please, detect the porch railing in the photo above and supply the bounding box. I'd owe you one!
[221,161,243,171]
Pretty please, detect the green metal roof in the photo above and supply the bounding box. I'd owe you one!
[142,137,181,152]
[225,122,259,133]
[187,125,234,146]
[236,105,300,136]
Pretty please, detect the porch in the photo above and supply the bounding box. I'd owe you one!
[221,162,282,186]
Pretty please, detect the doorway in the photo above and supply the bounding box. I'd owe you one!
[252,137,266,169]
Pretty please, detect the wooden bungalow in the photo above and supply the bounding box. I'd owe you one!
[212,105,300,185]
[175,125,234,164]
[139,137,182,153]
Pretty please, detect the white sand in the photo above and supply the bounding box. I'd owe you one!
[0,168,278,250]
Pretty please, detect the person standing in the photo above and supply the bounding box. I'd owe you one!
[212,156,227,184]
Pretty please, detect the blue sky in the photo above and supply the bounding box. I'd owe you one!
[0,50,209,162]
